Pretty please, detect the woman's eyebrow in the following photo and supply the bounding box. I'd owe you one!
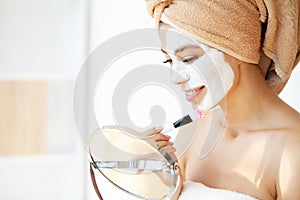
[174,45,203,54]
[161,45,204,58]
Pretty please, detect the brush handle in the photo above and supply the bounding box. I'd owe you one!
[160,110,204,134]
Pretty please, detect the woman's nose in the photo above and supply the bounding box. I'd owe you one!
[170,61,190,84]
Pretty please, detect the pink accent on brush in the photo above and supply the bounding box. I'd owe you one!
[197,110,204,118]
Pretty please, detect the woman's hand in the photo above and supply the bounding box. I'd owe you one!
[143,126,175,152]
[128,126,182,199]
[130,126,176,163]
[144,127,182,200]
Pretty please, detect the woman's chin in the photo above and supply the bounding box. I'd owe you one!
[190,101,201,110]
[190,97,210,111]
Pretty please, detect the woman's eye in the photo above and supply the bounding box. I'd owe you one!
[163,59,172,63]
[182,56,197,63]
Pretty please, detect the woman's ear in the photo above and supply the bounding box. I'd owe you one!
[223,53,242,70]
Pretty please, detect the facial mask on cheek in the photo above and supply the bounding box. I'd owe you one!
[191,51,234,112]
[206,48,234,93]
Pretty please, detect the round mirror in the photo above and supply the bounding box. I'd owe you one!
[89,126,181,200]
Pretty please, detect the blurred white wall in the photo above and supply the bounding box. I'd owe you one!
[0,0,86,79]
[279,65,300,112]
[0,0,88,200]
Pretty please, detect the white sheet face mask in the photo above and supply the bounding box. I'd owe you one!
[160,27,234,112]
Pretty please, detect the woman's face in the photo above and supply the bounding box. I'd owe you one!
[159,26,234,111]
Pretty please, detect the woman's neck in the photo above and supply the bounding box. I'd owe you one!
[220,62,282,132]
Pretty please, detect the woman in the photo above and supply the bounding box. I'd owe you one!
[145,0,300,199]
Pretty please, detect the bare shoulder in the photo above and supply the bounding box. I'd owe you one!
[276,122,300,200]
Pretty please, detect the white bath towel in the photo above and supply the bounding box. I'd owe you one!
[178,181,258,200]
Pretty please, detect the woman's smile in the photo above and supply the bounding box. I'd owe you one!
[184,85,205,101]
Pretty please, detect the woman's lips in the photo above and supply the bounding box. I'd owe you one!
[185,86,205,101]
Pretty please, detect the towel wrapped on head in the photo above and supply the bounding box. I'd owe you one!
[145,0,300,94]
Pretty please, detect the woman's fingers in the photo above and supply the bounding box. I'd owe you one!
[143,126,163,136]
[143,126,172,142]
[156,140,174,148]
[152,133,171,142]
[142,126,176,149]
